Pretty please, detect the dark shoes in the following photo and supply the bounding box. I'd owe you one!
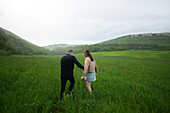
[67,91,71,95]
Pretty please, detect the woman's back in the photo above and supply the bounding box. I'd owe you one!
[84,57,96,73]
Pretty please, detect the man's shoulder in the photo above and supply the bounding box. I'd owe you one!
[68,55,75,59]
[61,54,75,60]
[61,55,66,59]
[72,55,76,58]
[61,55,67,60]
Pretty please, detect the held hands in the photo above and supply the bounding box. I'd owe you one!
[80,76,84,80]
[81,75,86,80]
[81,72,86,80]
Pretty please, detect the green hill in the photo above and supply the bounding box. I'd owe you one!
[0,27,52,55]
[1,26,170,56]
[44,33,170,54]
[100,33,170,46]
[69,33,170,53]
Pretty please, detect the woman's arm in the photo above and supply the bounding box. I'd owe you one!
[83,58,89,73]
[83,72,86,78]
[82,57,90,79]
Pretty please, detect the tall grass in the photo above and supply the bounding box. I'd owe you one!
[0,51,170,113]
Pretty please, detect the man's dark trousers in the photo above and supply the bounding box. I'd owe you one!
[60,76,75,100]
[60,54,84,100]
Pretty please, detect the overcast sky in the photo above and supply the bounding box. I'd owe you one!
[0,0,170,46]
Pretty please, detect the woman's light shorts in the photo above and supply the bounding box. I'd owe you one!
[85,72,96,82]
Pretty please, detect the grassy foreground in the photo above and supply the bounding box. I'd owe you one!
[0,51,170,113]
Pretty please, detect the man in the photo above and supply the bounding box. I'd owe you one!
[60,49,84,100]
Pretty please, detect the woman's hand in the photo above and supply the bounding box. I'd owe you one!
[81,72,86,80]
[81,76,84,80]
[81,75,86,80]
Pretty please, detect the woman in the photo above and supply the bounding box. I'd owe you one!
[81,50,97,93]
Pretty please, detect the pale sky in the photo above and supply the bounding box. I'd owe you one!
[0,0,170,46]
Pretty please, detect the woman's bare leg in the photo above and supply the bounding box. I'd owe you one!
[81,79,86,84]
[86,81,92,93]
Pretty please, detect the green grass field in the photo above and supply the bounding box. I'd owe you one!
[0,51,170,113]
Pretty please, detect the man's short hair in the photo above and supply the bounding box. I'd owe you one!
[68,49,73,53]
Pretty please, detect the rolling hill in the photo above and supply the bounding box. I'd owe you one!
[68,33,170,53]
[1,26,170,56]
[99,33,170,46]
[43,33,170,54]
[0,27,52,55]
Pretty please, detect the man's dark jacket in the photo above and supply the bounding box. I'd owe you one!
[61,54,84,77]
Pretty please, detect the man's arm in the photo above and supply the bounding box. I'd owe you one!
[73,56,84,70]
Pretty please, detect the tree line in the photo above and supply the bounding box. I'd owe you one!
[52,43,170,55]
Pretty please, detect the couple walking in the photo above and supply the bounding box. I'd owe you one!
[60,49,97,101]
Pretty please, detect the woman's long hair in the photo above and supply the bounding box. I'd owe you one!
[84,50,94,61]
